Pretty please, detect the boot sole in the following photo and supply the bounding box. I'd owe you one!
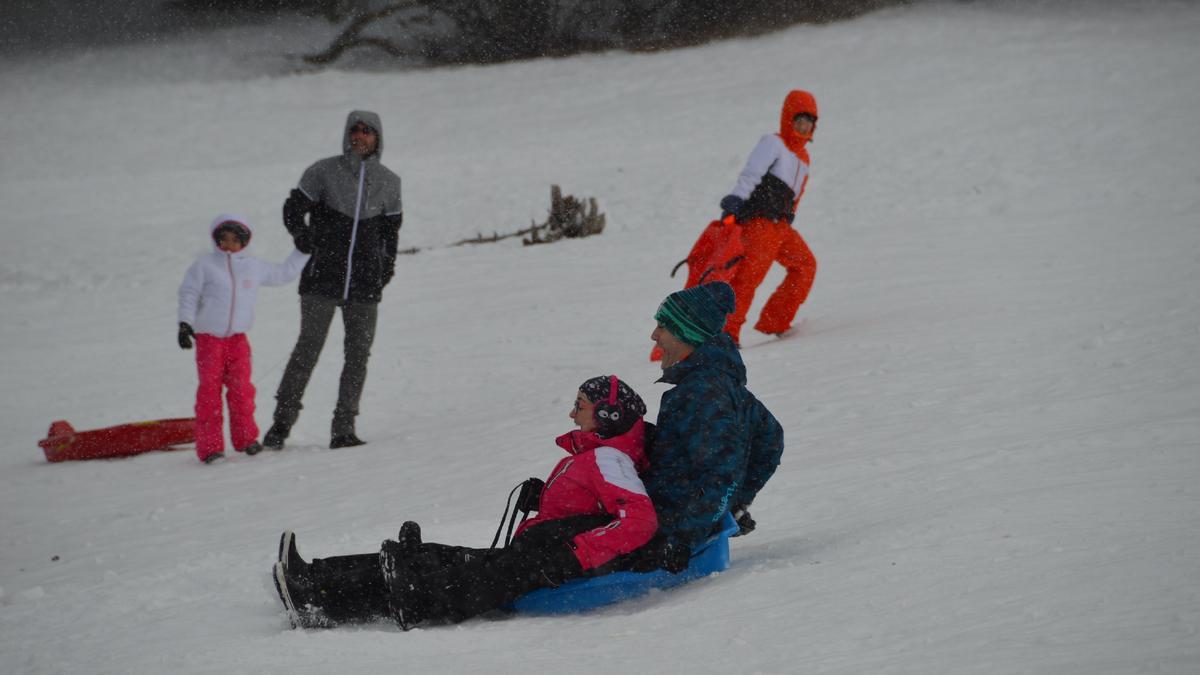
[277,531,295,572]
[272,562,299,629]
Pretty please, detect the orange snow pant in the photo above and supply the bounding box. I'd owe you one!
[723,217,817,343]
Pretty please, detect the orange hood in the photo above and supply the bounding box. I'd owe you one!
[778,90,818,160]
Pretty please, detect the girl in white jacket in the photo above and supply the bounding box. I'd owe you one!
[178,214,309,463]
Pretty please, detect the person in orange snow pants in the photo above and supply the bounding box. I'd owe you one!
[727,216,816,340]
[718,90,820,344]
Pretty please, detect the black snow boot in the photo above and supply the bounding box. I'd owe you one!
[383,559,430,631]
[262,423,289,450]
[278,531,310,580]
[397,521,422,551]
[330,433,366,449]
[272,562,329,629]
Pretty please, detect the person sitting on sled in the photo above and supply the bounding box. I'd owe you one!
[271,375,659,630]
[718,89,819,345]
[648,281,785,549]
[177,214,309,464]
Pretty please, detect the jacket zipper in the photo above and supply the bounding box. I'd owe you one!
[790,156,806,212]
[343,160,366,301]
[225,253,236,337]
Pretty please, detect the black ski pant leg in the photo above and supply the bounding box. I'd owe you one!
[331,300,378,438]
[405,543,494,575]
[414,519,599,624]
[304,553,389,625]
[273,295,338,430]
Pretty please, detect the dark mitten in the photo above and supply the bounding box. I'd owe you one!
[719,194,745,221]
[659,539,692,574]
[177,322,195,350]
[731,505,756,537]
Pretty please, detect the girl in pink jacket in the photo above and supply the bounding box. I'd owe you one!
[270,376,659,629]
[177,214,309,463]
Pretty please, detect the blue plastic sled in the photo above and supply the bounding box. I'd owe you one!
[512,512,740,615]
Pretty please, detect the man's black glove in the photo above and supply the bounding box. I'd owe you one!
[731,505,756,537]
[177,322,195,350]
[660,539,692,574]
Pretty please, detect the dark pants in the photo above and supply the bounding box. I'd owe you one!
[272,295,378,438]
[293,516,606,628]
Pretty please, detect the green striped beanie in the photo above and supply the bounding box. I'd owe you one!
[654,282,736,346]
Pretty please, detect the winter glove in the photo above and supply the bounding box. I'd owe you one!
[731,505,756,537]
[177,322,195,350]
[292,230,313,254]
[514,477,544,514]
[659,538,692,574]
[719,194,745,221]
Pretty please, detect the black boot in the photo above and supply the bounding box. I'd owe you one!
[263,423,289,450]
[278,531,309,580]
[272,562,330,629]
[330,433,365,449]
[383,558,429,631]
[397,521,422,551]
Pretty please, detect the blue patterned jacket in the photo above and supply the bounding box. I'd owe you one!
[644,333,785,551]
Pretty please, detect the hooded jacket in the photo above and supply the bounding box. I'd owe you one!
[514,418,658,571]
[727,90,818,224]
[178,214,310,337]
[284,110,403,303]
[643,333,784,551]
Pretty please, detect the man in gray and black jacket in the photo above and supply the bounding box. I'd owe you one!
[264,110,403,450]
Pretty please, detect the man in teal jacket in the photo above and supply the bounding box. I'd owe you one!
[647,282,785,552]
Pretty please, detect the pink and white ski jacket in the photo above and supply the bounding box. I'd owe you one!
[515,418,658,571]
[178,214,310,338]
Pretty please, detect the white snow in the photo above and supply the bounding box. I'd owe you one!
[2,1,1199,673]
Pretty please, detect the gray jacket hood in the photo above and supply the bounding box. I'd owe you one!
[343,110,384,161]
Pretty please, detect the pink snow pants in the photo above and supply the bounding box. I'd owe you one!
[194,333,259,460]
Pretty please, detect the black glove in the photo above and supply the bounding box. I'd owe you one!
[177,322,195,350]
[660,539,692,574]
[719,194,745,221]
[515,477,544,514]
[731,505,756,537]
[293,230,313,254]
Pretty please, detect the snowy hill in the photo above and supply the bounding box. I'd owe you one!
[2,1,1199,673]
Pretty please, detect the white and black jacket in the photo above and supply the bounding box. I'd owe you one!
[728,134,810,224]
[284,110,403,304]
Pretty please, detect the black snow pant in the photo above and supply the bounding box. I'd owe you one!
[297,515,608,628]
[272,295,378,438]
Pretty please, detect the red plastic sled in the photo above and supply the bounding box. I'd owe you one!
[652,216,746,361]
[39,418,195,462]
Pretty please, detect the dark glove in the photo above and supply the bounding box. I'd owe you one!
[719,194,745,221]
[731,505,756,537]
[660,539,692,574]
[515,477,544,514]
[293,230,313,254]
[177,322,195,350]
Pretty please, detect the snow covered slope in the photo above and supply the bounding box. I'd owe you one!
[2,1,1198,673]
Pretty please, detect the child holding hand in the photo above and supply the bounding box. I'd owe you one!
[178,214,309,463]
